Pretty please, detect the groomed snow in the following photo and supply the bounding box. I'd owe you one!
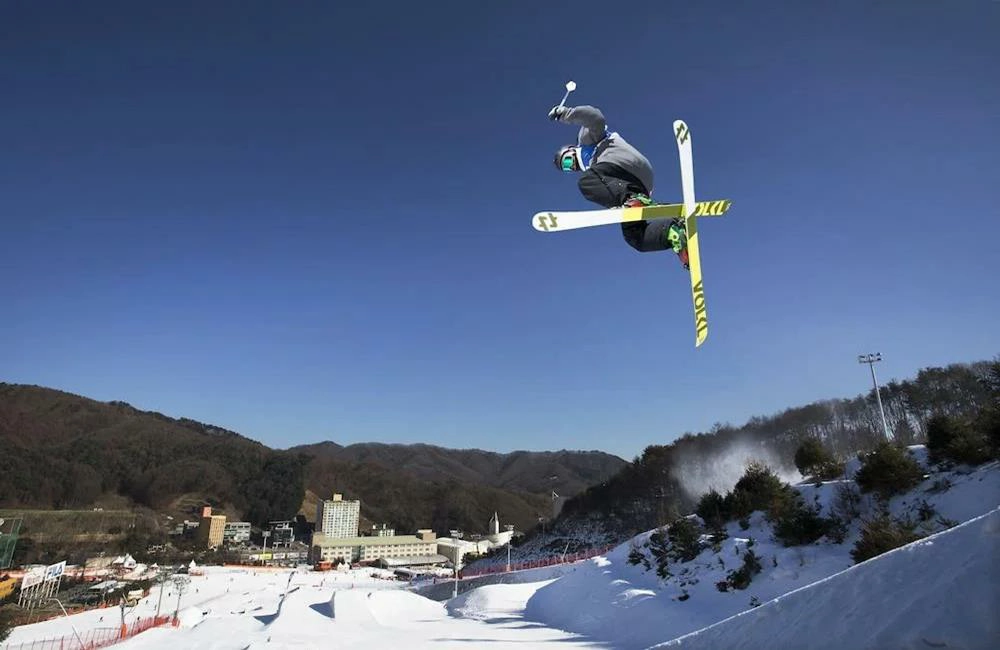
[3,567,606,649]
[658,506,1000,649]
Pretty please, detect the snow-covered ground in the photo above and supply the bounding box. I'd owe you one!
[3,566,606,649]
[658,506,1000,649]
[4,446,996,649]
[522,448,999,648]
[463,517,620,575]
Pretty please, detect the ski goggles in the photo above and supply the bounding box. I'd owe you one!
[556,147,580,172]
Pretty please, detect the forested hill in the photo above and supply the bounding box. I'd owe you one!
[2,358,995,539]
[289,441,625,500]
[0,383,624,534]
[0,383,305,525]
[551,358,1000,540]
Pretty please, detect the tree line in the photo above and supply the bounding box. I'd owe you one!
[0,385,308,526]
[555,358,999,539]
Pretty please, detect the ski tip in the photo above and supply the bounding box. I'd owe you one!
[673,119,690,145]
[532,212,558,232]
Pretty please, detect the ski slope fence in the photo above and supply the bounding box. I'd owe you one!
[458,543,616,578]
[1,614,172,650]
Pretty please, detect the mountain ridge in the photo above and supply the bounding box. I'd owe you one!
[291,440,626,498]
[0,382,625,539]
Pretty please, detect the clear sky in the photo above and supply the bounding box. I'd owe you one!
[2,1,997,460]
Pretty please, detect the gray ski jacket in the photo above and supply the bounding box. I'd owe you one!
[559,105,654,193]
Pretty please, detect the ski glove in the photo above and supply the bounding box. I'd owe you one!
[548,105,568,121]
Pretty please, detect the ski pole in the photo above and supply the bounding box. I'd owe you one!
[557,80,576,110]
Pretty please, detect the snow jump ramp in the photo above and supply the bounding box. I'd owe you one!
[330,590,377,624]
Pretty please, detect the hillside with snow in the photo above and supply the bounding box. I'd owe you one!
[659,506,1000,649]
[4,445,997,649]
[519,445,999,648]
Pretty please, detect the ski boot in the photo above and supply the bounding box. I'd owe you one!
[622,193,655,208]
[666,219,689,270]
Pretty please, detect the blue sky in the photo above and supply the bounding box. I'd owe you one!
[2,1,997,460]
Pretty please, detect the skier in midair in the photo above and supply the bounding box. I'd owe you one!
[549,102,688,268]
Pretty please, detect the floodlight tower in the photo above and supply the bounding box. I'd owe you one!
[858,352,892,441]
[171,575,191,625]
[155,566,171,619]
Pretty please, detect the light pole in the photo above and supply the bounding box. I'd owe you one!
[171,576,190,625]
[155,568,169,619]
[858,352,892,441]
[261,531,271,567]
[50,598,85,648]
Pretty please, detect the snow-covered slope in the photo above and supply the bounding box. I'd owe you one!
[519,448,999,649]
[5,447,995,650]
[462,517,619,575]
[657,506,1000,649]
[2,567,604,650]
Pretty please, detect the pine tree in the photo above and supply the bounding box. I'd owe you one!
[854,443,924,500]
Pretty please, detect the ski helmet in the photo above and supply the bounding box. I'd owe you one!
[554,145,581,172]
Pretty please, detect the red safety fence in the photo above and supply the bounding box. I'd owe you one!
[459,544,617,579]
[1,615,173,650]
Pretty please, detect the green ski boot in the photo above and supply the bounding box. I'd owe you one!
[623,193,655,208]
[665,219,689,269]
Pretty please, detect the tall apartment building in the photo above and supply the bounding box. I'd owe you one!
[198,506,227,549]
[315,493,360,539]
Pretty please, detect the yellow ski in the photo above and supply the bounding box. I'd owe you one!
[674,119,709,347]
[685,209,708,346]
[532,199,732,232]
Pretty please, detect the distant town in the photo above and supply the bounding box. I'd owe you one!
[0,492,524,625]
[173,493,517,576]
